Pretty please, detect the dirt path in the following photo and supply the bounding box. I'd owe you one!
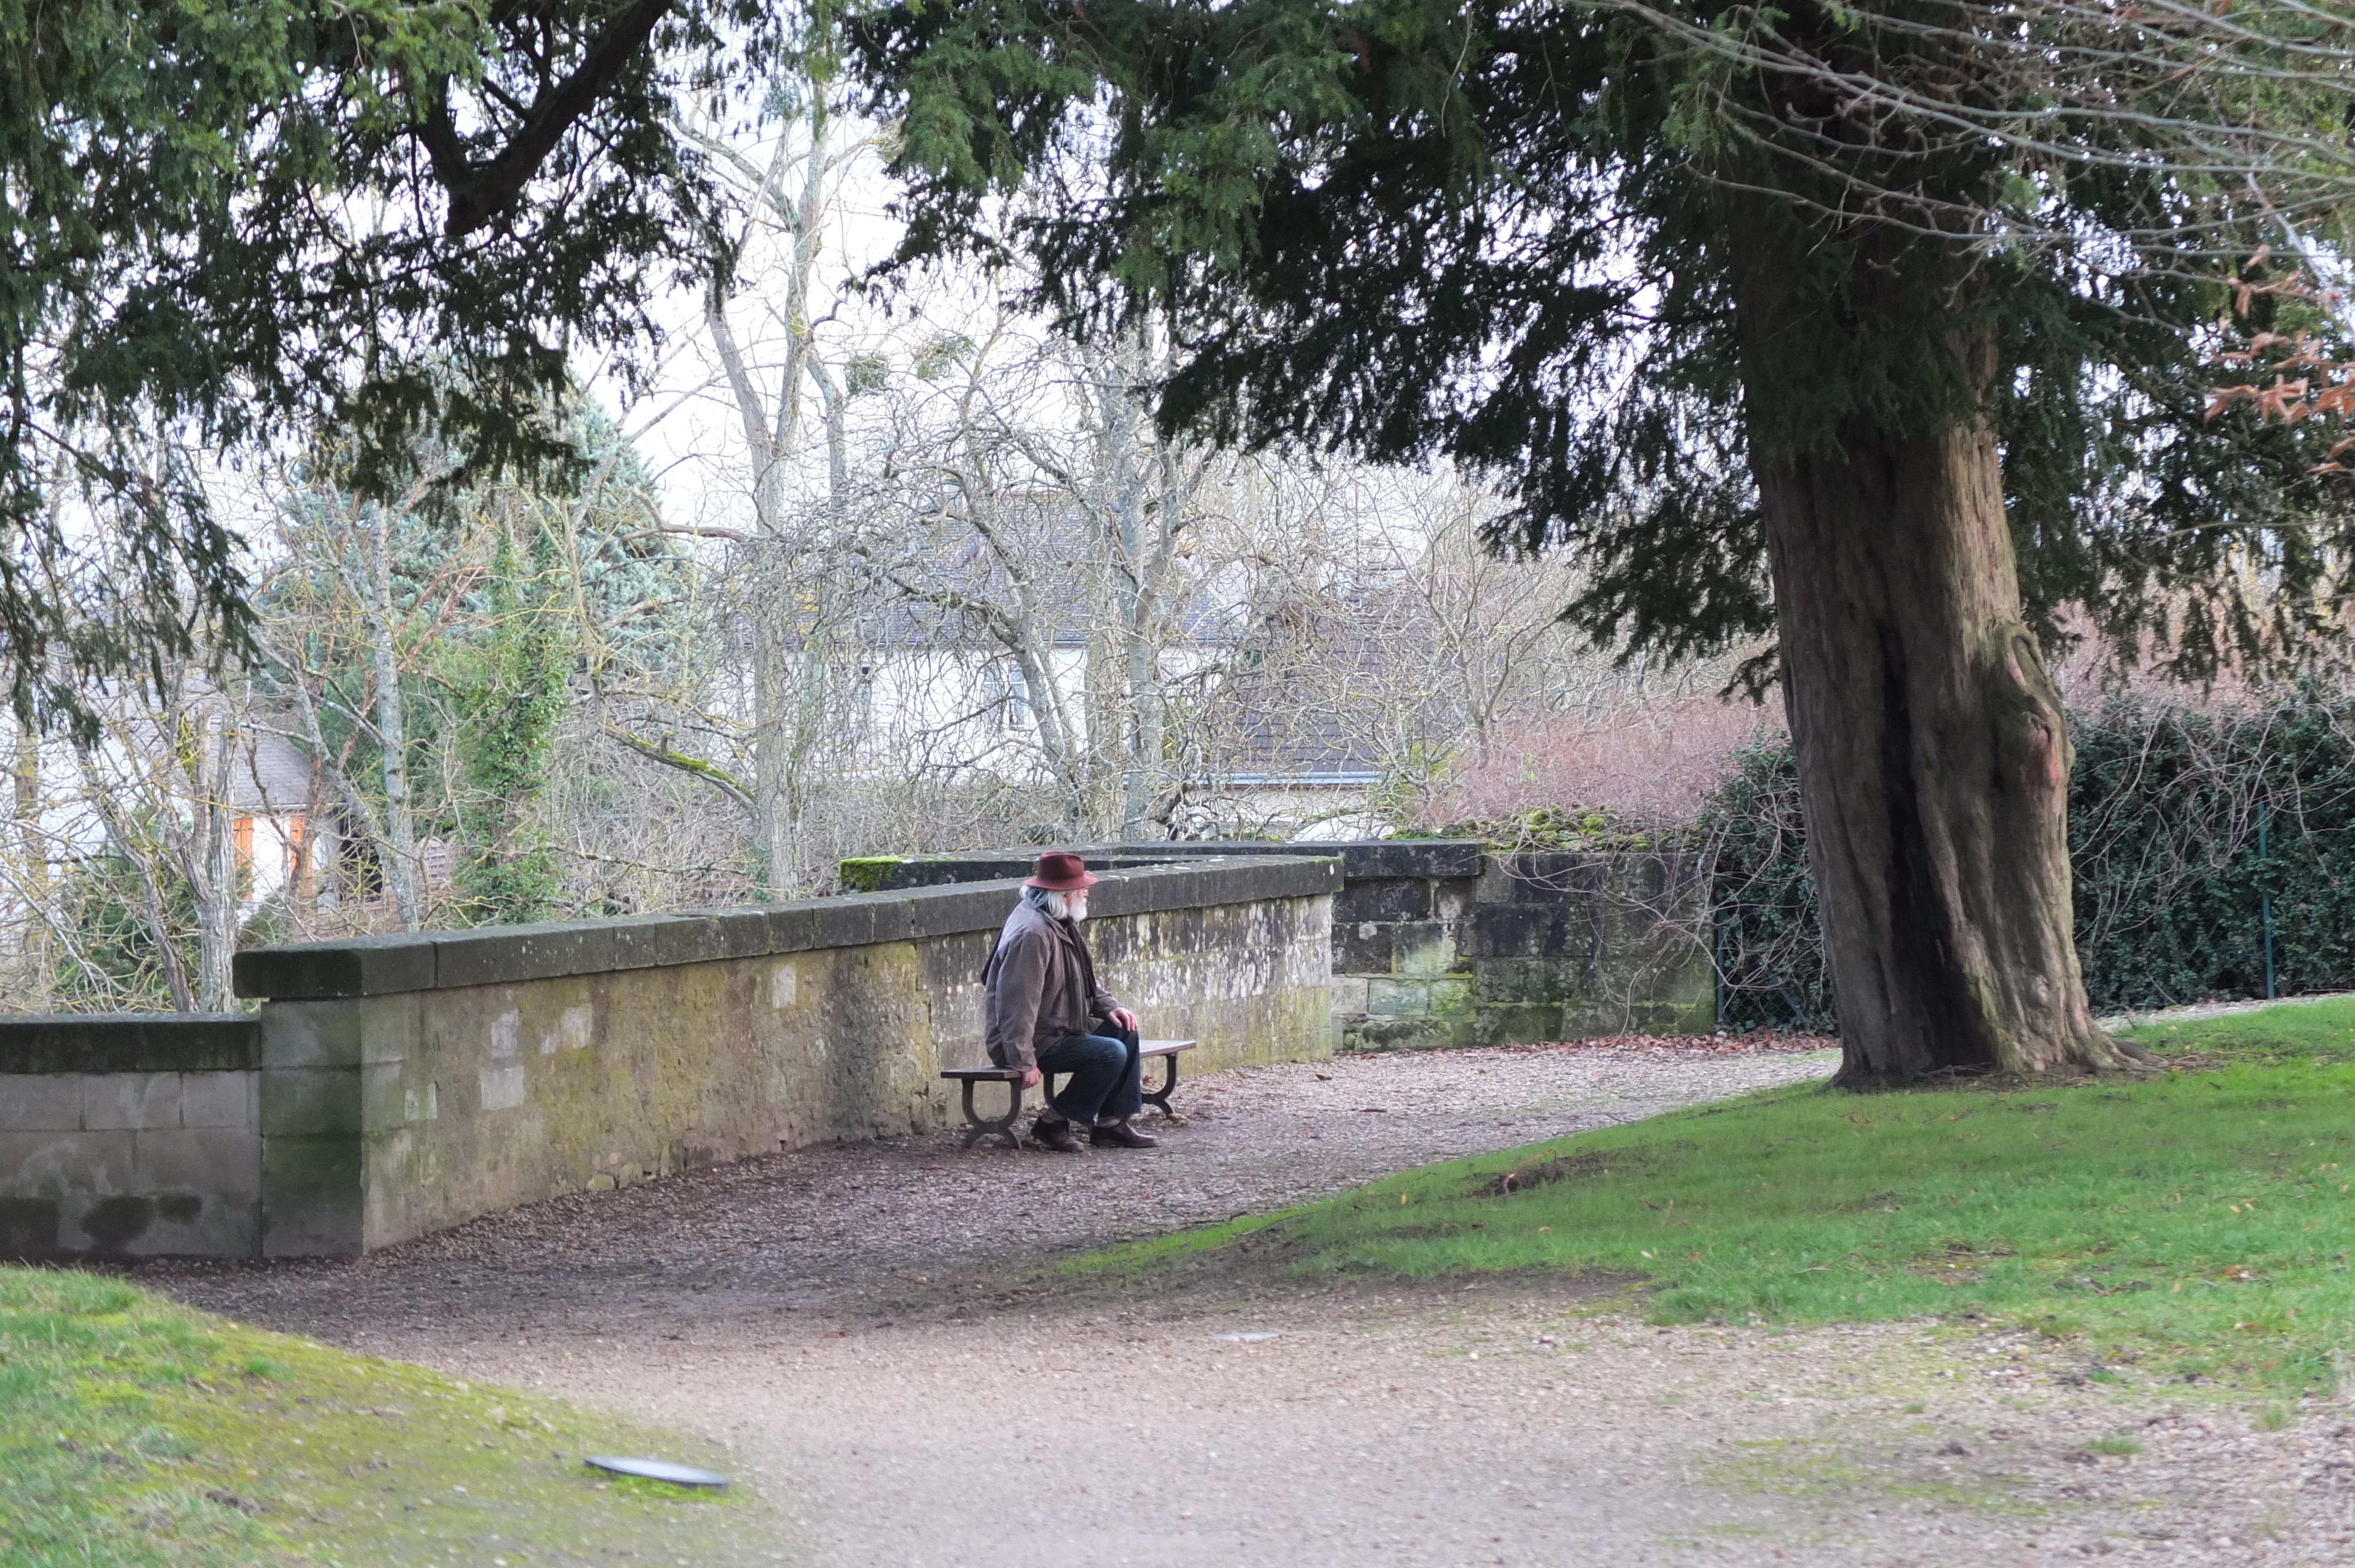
[141,1042,2353,1566]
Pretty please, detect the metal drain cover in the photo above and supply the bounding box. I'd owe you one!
[584,1455,730,1489]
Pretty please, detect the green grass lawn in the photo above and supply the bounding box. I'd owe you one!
[1084,997,2355,1394]
[0,1268,777,1567]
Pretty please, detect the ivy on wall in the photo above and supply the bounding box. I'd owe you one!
[1705,688,2355,1032]
[445,520,573,924]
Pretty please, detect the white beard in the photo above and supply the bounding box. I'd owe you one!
[1066,895,1089,922]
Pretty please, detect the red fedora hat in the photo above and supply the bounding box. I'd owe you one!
[1025,851,1098,891]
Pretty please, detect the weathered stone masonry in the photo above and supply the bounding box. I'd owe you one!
[0,856,1335,1261]
[0,1014,261,1261]
[859,841,1713,1052]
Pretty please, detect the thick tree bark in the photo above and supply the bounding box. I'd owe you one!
[1724,209,2144,1082]
[1745,361,2146,1082]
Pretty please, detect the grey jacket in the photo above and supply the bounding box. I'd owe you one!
[980,898,1119,1072]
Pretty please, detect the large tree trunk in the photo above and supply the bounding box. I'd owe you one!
[1746,345,2145,1083]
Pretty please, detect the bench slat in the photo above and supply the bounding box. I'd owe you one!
[940,1039,1195,1080]
[942,1037,1198,1145]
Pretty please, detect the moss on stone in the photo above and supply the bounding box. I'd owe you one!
[835,856,907,893]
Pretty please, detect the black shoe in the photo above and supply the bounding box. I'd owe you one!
[1090,1118,1159,1149]
[1031,1115,1084,1153]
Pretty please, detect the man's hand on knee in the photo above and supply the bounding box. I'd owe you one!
[1106,1006,1139,1033]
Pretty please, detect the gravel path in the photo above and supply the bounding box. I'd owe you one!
[146,1039,1836,1345]
[2096,989,2355,1033]
[136,1038,2355,1567]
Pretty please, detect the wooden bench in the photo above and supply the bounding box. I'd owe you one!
[941,1039,1196,1151]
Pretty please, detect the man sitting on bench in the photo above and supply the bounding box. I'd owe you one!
[980,852,1159,1154]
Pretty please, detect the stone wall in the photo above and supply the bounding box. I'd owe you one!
[246,859,1334,1257]
[0,839,1708,1263]
[1335,849,1713,1050]
[0,1015,261,1260]
[855,841,1714,1051]
[0,853,1331,1263]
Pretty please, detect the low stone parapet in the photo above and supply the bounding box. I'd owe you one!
[254,855,1332,1260]
[0,1014,261,1260]
[850,841,1713,1051]
[0,857,1335,1262]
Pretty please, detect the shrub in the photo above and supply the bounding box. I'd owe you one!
[1701,685,2355,1032]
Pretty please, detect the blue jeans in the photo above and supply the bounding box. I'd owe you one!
[1037,1025,1143,1125]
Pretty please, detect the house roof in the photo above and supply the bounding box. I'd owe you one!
[226,727,316,815]
[1192,587,1452,788]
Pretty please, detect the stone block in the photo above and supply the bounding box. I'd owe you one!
[854,854,1036,891]
[699,906,782,962]
[1477,1003,1563,1046]
[1475,855,1603,906]
[82,1073,181,1131]
[431,919,626,990]
[361,1062,409,1130]
[261,1136,364,1257]
[905,881,1028,939]
[745,893,907,955]
[1334,878,1432,925]
[0,1197,60,1258]
[1623,997,1716,1036]
[1162,855,1340,909]
[261,1066,362,1138]
[1366,978,1429,1018]
[1333,921,1395,976]
[0,1015,260,1074]
[602,915,729,974]
[1534,906,1601,961]
[0,1075,86,1132]
[236,932,437,1000]
[127,1190,257,1258]
[180,1071,257,1130]
[1341,1014,1472,1051]
[478,1064,528,1111]
[1336,841,1484,879]
[0,1128,132,1191]
[1327,976,1371,1017]
[134,1127,261,1195]
[260,999,366,1068]
[1474,959,1544,1004]
[1560,998,1632,1039]
[1465,904,1545,959]
[1427,978,1474,1019]
[1084,866,1171,921]
[1434,881,1474,922]
[1392,921,1466,976]
[1432,1015,1480,1049]
[67,1193,178,1254]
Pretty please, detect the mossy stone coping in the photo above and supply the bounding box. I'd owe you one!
[0,1015,260,1074]
[231,855,1343,1002]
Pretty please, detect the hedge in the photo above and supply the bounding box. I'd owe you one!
[1704,687,2355,1032]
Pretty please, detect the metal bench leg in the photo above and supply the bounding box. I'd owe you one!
[1141,1054,1182,1121]
[959,1077,1026,1151]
